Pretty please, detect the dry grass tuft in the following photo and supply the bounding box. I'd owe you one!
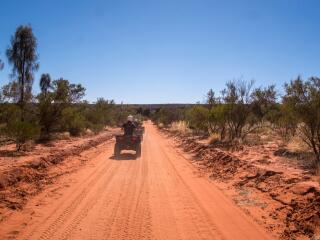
[170,121,191,135]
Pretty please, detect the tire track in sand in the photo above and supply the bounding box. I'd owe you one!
[21,146,117,240]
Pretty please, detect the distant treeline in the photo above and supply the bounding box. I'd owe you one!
[128,104,197,110]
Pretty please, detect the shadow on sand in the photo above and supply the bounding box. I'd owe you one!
[109,152,138,161]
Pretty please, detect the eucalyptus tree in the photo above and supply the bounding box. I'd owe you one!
[39,73,52,97]
[6,25,39,120]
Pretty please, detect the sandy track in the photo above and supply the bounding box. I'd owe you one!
[0,123,274,240]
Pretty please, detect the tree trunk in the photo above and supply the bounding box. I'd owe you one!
[20,54,26,122]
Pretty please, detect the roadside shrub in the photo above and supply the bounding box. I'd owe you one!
[186,106,209,133]
[37,93,59,140]
[251,85,277,122]
[221,80,257,140]
[151,108,184,126]
[4,120,40,150]
[0,103,21,124]
[36,78,87,138]
[82,98,117,131]
[268,104,297,142]
[209,104,227,140]
[0,104,40,150]
[61,107,86,136]
[283,76,320,166]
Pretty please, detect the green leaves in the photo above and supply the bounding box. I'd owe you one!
[283,76,320,163]
[186,106,209,132]
[6,25,39,106]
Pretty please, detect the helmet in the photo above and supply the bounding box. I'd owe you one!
[127,115,133,122]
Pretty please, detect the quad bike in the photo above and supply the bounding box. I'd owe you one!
[114,134,142,158]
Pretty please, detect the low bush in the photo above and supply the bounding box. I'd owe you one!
[283,77,320,166]
[148,77,320,172]
[186,106,209,134]
[4,120,40,150]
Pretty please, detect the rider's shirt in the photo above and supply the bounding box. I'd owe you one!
[122,121,136,135]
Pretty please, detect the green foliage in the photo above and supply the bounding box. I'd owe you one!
[36,78,87,139]
[251,85,277,121]
[37,93,59,140]
[2,120,40,150]
[0,104,21,124]
[39,73,52,96]
[206,89,216,106]
[268,104,297,142]
[151,108,184,126]
[94,98,116,126]
[142,108,151,117]
[61,107,86,136]
[79,98,118,134]
[0,25,40,149]
[1,24,320,172]
[221,80,256,140]
[6,25,39,114]
[0,25,134,149]
[186,106,209,132]
[283,76,320,163]
[209,104,228,140]
[0,103,40,150]
[52,78,86,104]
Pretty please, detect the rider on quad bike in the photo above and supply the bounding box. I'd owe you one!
[122,115,136,136]
[114,115,141,158]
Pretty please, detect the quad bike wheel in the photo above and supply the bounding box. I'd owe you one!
[114,143,121,158]
[136,143,141,158]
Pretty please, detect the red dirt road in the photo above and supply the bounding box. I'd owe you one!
[0,123,274,240]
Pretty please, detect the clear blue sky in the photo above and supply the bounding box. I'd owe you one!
[0,0,319,103]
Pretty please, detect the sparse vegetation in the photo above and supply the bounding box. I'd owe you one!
[283,76,320,167]
[151,78,320,171]
[0,25,134,149]
[1,24,320,172]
